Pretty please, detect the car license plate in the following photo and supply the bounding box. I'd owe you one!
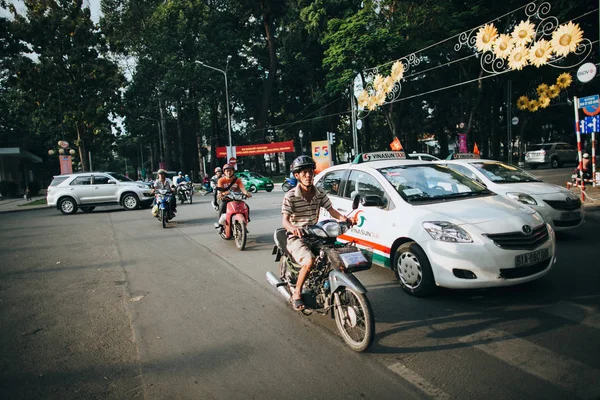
[515,249,549,267]
[560,211,581,220]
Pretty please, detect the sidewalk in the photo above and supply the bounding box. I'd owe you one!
[0,195,50,213]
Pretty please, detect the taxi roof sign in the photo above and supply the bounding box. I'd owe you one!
[353,151,406,164]
[448,153,481,160]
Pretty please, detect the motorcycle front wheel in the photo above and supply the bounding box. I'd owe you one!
[334,288,374,352]
[282,182,292,192]
[161,209,167,228]
[189,194,193,204]
[233,220,247,250]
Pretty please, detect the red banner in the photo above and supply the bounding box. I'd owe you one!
[217,140,295,158]
[59,155,73,175]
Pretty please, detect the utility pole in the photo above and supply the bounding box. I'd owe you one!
[350,84,358,157]
[506,80,513,164]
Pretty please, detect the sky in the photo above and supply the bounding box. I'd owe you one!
[1,0,102,23]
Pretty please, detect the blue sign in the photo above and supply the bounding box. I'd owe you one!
[578,95,599,109]
[579,115,600,134]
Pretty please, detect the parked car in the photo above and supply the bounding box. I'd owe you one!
[439,154,584,231]
[524,142,577,169]
[407,152,440,161]
[235,171,274,192]
[314,151,556,297]
[47,172,154,215]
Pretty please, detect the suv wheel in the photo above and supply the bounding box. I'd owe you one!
[550,157,560,168]
[122,193,140,210]
[59,197,78,215]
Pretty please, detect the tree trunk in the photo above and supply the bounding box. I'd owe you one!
[76,124,88,171]
[176,100,185,172]
[257,0,278,133]
[159,96,170,169]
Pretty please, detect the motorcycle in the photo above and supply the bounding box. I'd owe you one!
[155,189,175,228]
[177,182,193,204]
[266,196,376,352]
[282,176,297,192]
[215,192,251,250]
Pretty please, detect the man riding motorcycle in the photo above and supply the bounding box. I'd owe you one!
[216,164,252,225]
[152,169,177,216]
[281,155,349,311]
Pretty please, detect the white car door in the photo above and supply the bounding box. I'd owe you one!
[69,175,94,204]
[92,174,118,202]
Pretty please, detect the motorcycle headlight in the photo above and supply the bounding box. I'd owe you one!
[423,221,473,243]
[506,192,537,205]
[322,221,342,237]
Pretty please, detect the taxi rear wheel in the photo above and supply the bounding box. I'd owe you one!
[393,242,435,297]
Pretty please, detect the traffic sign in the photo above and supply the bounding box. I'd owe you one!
[578,95,599,108]
[229,157,237,165]
[578,115,600,134]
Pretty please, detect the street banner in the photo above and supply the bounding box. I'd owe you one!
[217,140,295,158]
[59,155,73,175]
[311,140,332,174]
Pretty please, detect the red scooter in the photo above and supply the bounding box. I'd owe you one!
[216,192,250,250]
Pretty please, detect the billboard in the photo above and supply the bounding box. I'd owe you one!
[311,140,332,174]
[216,140,295,158]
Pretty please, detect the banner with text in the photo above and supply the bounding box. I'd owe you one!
[311,140,332,174]
[59,155,73,175]
[216,140,295,158]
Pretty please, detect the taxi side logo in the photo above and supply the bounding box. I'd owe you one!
[355,210,366,227]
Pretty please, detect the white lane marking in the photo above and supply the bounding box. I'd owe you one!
[388,362,451,400]
[542,301,600,330]
[460,328,600,399]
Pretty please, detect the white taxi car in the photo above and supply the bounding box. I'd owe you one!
[439,154,584,231]
[315,151,556,297]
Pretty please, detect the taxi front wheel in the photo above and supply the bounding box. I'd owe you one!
[393,242,436,297]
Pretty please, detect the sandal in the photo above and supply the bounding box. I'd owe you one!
[292,298,305,311]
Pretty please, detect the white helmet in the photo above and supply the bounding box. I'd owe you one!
[583,153,590,159]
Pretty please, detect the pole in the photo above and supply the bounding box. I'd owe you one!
[224,70,232,149]
[88,151,93,171]
[592,130,596,187]
[350,84,358,157]
[507,80,512,164]
[573,96,585,199]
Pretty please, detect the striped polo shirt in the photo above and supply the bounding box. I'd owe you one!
[282,185,332,227]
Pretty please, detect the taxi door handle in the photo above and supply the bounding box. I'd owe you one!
[338,208,347,212]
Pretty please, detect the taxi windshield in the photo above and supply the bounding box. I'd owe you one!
[109,172,134,182]
[470,162,541,184]
[246,172,265,179]
[378,164,491,203]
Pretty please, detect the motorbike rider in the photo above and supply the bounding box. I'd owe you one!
[576,153,593,180]
[211,167,223,208]
[281,155,349,311]
[216,164,252,226]
[152,169,177,216]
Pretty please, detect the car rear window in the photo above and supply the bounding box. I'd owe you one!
[50,177,69,186]
[528,144,552,151]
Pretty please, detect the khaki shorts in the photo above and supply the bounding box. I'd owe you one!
[286,236,314,267]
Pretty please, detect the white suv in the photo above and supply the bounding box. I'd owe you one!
[47,172,154,214]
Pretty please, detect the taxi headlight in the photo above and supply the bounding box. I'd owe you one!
[506,192,537,205]
[423,221,473,243]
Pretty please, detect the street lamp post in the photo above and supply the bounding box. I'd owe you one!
[298,130,304,154]
[195,56,233,149]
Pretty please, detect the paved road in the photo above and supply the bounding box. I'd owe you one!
[1,171,599,399]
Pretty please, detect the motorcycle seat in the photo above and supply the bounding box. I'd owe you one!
[274,228,289,253]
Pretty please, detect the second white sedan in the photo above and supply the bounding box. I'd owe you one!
[439,154,584,231]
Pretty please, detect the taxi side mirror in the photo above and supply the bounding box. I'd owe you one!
[351,194,361,210]
[361,195,385,207]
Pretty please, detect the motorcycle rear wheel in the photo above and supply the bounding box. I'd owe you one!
[161,209,167,228]
[334,288,374,352]
[233,220,247,250]
[189,194,193,204]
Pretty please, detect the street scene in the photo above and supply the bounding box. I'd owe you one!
[2,0,600,399]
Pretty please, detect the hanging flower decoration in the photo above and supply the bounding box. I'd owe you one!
[528,39,553,67]
[538,96,551,108]
[373,74,385,93]
[357,90,369,109]
[556,72,572,89]
[511,20,536,46]
[536,83,549,97]
[517,96,530,111]
[475,24,498,52]
[551,22,583,57]
[390,61,405,82]
[374,90,387,106]
[469,18,587,72]
[516,73,572,113]
[508,46,529,70]
[493,34,513,59]
[359,60,407,110]
[548,84,560,98]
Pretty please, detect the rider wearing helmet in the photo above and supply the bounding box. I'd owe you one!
[281,155,349,311]
[216,164,252,225]
[210,167,223,208]
[173,171,184,185]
